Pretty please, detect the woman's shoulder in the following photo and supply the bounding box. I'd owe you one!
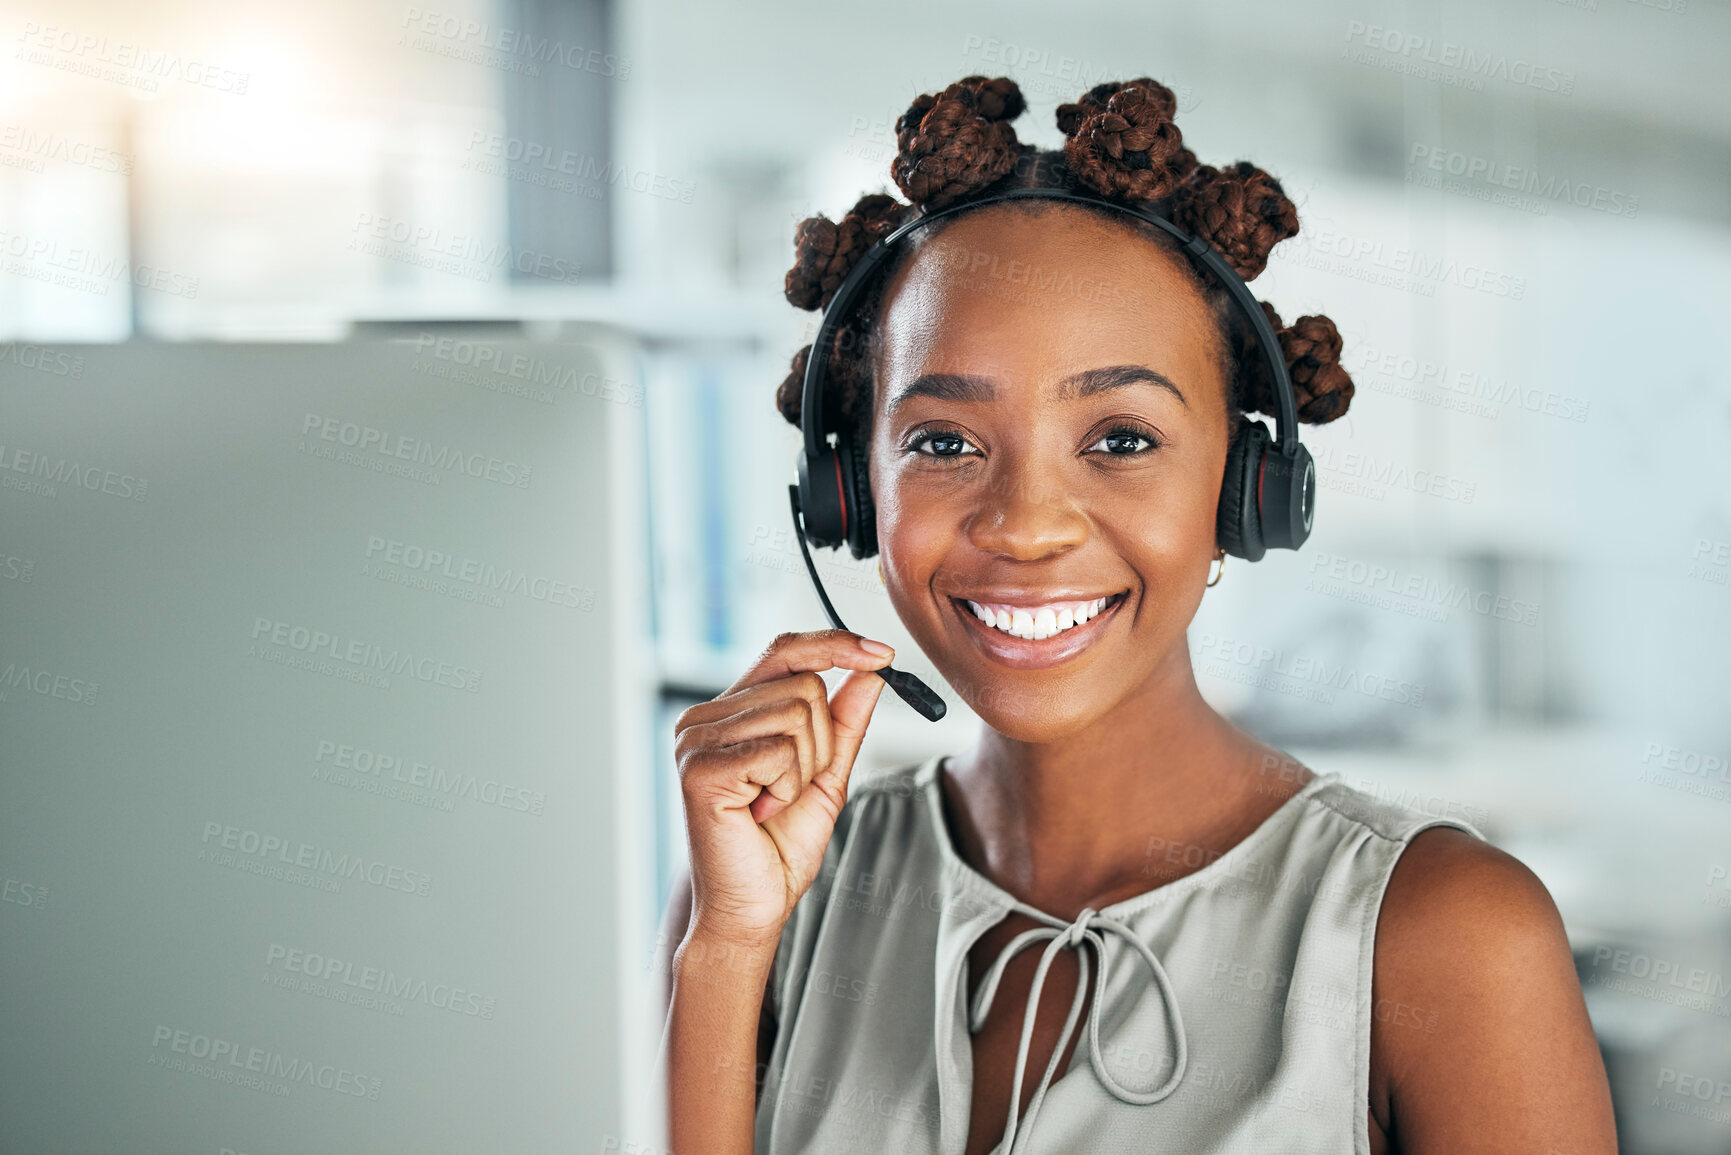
[1364,816,1606,1146]
[1299,771,1488,846]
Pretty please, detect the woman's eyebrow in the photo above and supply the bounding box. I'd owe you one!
[888,365,1186,415]
[887,373,995,413]
[1056,364,1188,407]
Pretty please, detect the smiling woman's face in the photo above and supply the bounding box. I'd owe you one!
[870,203,1232,743]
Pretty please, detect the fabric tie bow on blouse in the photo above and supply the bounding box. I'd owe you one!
[966,905,1189,1155]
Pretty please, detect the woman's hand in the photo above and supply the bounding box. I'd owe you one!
[673,630,894,951]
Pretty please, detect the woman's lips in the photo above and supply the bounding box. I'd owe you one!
[948,592,1127,670]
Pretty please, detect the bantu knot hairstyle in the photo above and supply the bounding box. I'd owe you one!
[776,72,1354,437]
[776,192,914,428]
[1238,302,1355,424]
[1056,78,1196,201]
[1174,162,1300,280]
[783,193,911,312]
[892,75,1026,210]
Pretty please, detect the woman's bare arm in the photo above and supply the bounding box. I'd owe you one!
[1369,827,1616,1154]
[660,631,892,1155]
[655,869,779,1113]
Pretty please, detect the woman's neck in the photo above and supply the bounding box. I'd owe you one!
[939,646,1308,917]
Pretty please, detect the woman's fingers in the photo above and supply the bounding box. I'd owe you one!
[758,671,886,867]
[809,669,886,804]
[726,630,893,696]
[670,629,899,946]
[679,671,834,787]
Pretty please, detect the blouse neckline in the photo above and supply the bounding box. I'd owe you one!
[912,753,1340,926]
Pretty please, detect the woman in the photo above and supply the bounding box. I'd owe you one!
[658,75,1614,1154]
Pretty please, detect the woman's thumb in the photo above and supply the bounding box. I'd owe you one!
[825,669,886,774]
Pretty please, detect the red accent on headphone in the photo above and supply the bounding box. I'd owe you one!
[834,453,848,542]
[1256,452,1267,518]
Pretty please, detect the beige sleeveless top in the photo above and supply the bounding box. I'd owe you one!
[755,755,1482,1154]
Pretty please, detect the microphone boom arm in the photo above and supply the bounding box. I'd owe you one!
[788,486,947,722]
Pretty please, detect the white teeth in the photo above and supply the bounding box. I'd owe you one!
[964,596,1115,641]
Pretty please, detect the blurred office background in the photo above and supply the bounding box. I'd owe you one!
[2,0,1728,1151]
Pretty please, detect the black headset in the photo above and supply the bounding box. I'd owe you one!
[788,185,1316,722]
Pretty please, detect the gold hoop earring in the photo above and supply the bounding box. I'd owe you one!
[1207,548,1226,588]
[876,559,884,586]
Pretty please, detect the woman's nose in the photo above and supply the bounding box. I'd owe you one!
[964,461,1089,561]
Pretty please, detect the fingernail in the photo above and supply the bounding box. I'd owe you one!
[858,638,893,657]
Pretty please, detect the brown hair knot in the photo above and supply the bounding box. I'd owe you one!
[1056,79,1196,202]
[1174,161,1299,280]
[1241,302,1354,424]
[892,75,1026,210]
[784,193,911,312]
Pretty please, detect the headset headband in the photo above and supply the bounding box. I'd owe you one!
[799,185,1302,462]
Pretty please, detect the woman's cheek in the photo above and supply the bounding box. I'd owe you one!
[875,475,954,636]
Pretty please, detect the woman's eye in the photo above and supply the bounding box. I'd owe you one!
[1087,428,1156,455]
[911,431,978,458]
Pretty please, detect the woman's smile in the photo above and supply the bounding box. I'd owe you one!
[945,589,1130,670]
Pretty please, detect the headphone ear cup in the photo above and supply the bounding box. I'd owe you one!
[1216,418,1269,562]
[796,446,850,550]
[842,425,877,559]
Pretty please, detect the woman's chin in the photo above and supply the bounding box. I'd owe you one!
[942,675,1117,745]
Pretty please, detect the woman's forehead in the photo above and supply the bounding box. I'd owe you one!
[874,206,1224,402]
